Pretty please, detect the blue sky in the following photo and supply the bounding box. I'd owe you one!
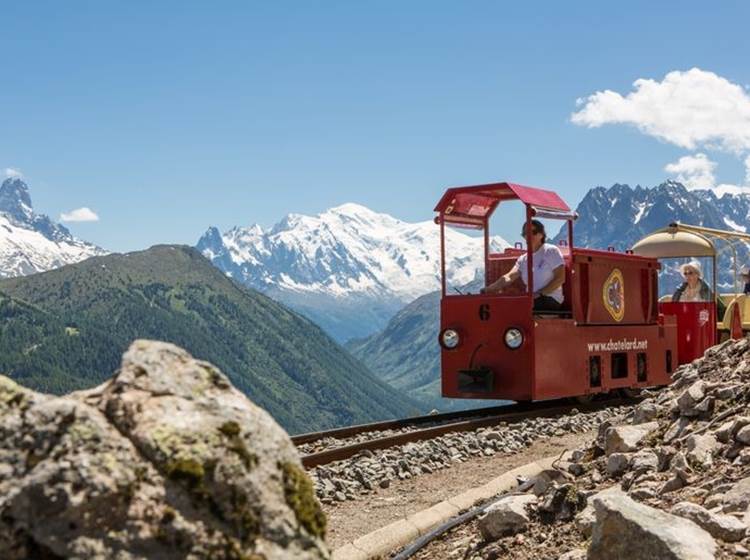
[1,1,749,251]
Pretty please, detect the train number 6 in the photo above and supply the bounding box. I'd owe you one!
[478,304,491,321]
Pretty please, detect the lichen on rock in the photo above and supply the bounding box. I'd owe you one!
[281,461,327,539]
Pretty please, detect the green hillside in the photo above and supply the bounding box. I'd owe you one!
[0,245,422,433]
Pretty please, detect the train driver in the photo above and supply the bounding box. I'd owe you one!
[481,219,565,312]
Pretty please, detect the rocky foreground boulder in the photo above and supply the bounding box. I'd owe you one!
[0,340,329,559]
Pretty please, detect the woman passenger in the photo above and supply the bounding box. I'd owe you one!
[672,261,712,302]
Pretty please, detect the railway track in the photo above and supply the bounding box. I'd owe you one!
[293,397,635,469]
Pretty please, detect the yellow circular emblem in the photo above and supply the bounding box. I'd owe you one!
[603,268,625,322]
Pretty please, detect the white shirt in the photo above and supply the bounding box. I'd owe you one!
[515,243,565,303]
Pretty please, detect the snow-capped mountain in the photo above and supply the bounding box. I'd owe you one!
[0,177,106,277]
[553,180,750,291]
[197,203,507,341]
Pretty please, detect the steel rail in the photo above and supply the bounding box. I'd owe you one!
[291,402,537,447]
[300,397,631,469]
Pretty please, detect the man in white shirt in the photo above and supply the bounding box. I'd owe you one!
[481,219,566,312]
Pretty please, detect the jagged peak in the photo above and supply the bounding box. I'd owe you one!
[657,179,688,190]
[196,226,224,249]
[0,177,33,220]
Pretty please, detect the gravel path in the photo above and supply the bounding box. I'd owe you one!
[323,430,597,551]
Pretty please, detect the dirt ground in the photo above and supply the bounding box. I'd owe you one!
[322,430,597,552]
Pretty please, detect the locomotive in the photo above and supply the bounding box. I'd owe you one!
[435,181,742,403]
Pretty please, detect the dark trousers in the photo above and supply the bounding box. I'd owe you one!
[534,295,563,312]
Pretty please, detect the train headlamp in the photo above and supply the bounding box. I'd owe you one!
[504,328,523,349]
[441,328,460,349]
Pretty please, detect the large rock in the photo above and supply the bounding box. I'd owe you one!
[722,477,750,513]
[0,340,329,560]
[574,485,625,538]
[588,493,716,560]
[632,400,659,424]
[676,380,706,417]
[670,501,746,542]
[685,434,718,468]
[606,453,630,477]
[604,422,659,455]
[478,494,537,540]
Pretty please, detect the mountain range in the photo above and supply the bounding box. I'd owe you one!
[0,245,421,433]
[553,180,750,291]
[0,177,105,277]
[197,203,507,342]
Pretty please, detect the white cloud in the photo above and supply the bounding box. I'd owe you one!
[571,68,750,153]
[664,153,717,190]
[663,153,750,196]
[712,183,750,197]
[60,207,100,222]
[4,168,23,179]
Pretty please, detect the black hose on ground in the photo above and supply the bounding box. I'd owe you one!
[390,477,536,560]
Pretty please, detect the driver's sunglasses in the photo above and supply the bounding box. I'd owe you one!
[683,271,697,276]
[522,229,541,236]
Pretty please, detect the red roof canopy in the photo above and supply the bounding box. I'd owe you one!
[433,182,573,228]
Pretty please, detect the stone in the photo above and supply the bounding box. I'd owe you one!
[703,493,724,510]
[715,420,736,443]
[632,401,659,424]
[630,450,658,474]
[677,380,706,417]
[568,462,585,477]
[574,485,624,538]
[0,340,329,560]
[685,434,718,467]
[694,397,714,415]
[478,494,537,540]
[656,445,677,471]
[671,501,746,542]
[722,477,750,513]
[737,425,750,445]
[663,416,691,443]
[669,451,690,483]
[604,422,659,455]
[588,493,717,560]
[531,468,574,496]
[730,416,750,437]
[606,453,631,477]
[715,384,740,400]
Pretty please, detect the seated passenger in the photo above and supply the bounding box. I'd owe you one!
[672,261,712,302]
[742,266,750,295]
[481,219,565,312]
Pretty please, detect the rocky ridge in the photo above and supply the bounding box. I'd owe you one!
[0,340,329,559]
[552,181,750,292]
[418,337,750,559]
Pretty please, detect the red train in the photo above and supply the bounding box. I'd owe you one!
[434,181,727,403]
